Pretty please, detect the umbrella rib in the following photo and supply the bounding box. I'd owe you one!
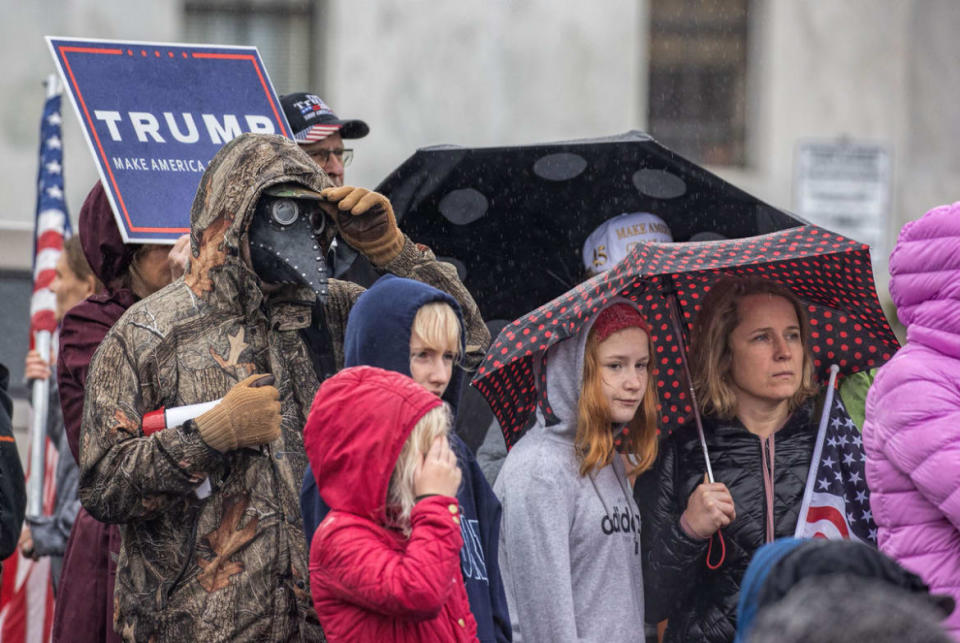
[663,274,714,483]
[544,268,574,290]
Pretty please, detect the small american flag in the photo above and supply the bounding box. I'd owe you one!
[0,83,69,643]
[795,391,878,544]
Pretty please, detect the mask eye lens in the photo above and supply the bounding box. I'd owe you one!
[312,211,326,236]
[270,199,299,226]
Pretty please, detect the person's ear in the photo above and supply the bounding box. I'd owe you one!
[82,274,98,297]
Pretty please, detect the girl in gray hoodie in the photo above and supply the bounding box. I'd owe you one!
[493,301,659,641]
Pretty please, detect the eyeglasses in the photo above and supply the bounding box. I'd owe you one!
[308,148,354,167]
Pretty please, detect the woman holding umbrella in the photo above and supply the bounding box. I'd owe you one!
[494,301,659,641]
[635,275,844,642]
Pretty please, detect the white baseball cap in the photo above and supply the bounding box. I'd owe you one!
[582,211,673,274]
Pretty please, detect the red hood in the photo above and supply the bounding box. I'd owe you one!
[303,366,442,523]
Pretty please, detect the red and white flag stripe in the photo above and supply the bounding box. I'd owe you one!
[798,491,863,542]
[0,440,58,643]
[29,208,67,341]
[297,123,342,142]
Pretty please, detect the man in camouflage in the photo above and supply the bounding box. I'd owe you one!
[77,133,489,641]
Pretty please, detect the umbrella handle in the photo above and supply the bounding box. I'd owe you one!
[706,529,726,570]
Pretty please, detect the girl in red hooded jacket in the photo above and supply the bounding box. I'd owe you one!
[304,365,479,642]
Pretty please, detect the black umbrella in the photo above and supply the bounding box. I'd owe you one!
[377,130,807,321]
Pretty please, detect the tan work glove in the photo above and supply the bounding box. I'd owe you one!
[194,374,282,453]
[320,186,405,266]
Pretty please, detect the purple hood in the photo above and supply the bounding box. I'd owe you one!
[889,202,960,357]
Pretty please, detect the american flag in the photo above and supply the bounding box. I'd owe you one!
[0,84,69,643]
[795,393,878,544]
[29,91,71,337]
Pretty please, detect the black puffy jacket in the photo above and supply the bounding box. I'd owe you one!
[634,399,819,643]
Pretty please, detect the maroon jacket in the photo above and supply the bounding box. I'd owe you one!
[53,183,135,643]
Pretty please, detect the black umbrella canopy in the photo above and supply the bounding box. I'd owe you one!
[377,131,807,321]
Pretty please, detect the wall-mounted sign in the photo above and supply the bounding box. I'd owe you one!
[794,139,891,253]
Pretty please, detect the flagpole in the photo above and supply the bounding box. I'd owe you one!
[26,74,62,519]
[793,363,840,538]
[46,73,59,99]
[26,335,50,519]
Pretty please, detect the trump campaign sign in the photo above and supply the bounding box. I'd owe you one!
[47,36,291,243]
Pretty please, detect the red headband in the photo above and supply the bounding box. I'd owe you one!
[591,304,650,343]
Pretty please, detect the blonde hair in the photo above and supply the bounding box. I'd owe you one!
[385,403,453,536]
[576,327,659,478]
[411,302,461,357]
[690,276,819,419]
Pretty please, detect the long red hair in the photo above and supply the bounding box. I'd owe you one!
[575,325,659,478]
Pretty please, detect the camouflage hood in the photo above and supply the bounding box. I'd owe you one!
[184,132,333,302]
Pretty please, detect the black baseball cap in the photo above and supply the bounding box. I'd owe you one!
[280,93,369,142]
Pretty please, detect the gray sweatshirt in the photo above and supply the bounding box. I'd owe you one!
[493,302,646,642]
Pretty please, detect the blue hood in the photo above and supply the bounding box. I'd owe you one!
[344,274,466,412]
[735,537,806,642]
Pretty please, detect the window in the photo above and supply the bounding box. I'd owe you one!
[647,0,749,166]
[182,0,319,95]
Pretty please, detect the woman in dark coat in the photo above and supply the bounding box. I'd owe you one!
[52,183,187,643]
[635,276,857,642]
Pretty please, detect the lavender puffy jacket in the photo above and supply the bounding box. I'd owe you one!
[863,202,960,637]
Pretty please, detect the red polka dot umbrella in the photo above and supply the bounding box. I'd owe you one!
[472,225,900,449]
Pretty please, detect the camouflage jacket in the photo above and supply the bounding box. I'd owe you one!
[78,134,489,642]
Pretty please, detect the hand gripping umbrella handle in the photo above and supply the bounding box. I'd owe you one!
[664,283,726,568]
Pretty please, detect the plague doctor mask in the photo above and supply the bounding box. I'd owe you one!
[248,183,334,303]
